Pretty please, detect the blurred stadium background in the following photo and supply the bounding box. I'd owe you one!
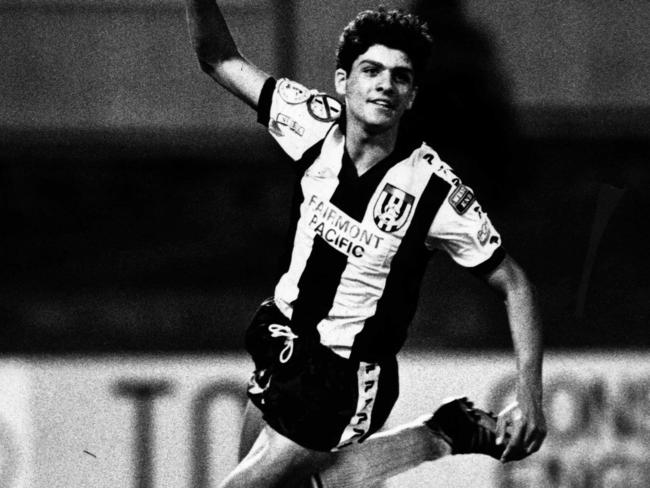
[0,0,648,487]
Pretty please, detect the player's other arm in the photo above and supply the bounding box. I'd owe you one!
[482,254,547,462]
[184,0,269,109]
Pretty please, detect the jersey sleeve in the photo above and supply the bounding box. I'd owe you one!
[425,161,504,271]
[257,77,342,161]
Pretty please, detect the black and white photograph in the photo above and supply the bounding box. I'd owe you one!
[0,0,648,487]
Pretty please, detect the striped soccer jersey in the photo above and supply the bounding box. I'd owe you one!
[257,78,505,361]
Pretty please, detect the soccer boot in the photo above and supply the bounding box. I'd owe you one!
[425,397,504,459]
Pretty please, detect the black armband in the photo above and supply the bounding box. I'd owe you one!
[257,77,276,126]
[469,246,506,276]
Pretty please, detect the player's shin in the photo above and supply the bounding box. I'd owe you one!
[312,420,451,488]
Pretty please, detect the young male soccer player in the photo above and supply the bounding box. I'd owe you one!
[184,2,546,487]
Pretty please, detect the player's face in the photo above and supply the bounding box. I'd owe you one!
[335,44,417,134]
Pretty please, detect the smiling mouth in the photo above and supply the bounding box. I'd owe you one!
[370,99,395,110]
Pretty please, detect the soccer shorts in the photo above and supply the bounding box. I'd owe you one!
[245,297,399,452]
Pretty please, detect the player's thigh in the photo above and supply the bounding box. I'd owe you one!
[221,424,331,488]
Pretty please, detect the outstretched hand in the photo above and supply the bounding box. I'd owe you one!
[496,398,546,463]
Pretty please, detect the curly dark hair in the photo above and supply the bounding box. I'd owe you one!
[336,8,433,84]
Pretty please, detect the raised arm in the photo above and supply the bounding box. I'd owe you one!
[482,254,547,462]
[184,0,270,108]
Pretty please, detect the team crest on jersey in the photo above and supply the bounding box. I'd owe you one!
[307,94,342,122]
[373,183,415,233]
[277,79,310,104]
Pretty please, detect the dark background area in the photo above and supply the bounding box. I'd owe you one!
[1,129,647,353]
[0,0,648,353]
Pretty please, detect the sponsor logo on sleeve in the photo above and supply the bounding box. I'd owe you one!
[276,113,305,136]
[307,94,342,122]
[448,184,475,215]
[277,79,310,104]
[269,119,285,137]
[477,221,491,245]
[373,183,415,233]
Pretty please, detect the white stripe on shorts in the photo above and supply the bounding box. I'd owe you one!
[333,361,381,450]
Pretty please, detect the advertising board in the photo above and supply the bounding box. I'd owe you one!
[1,352,647,487]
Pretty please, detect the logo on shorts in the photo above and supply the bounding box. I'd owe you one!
[307,94,342,122]
[277,79,310,104]
[448,184,475,215]
[373,183,415,233]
